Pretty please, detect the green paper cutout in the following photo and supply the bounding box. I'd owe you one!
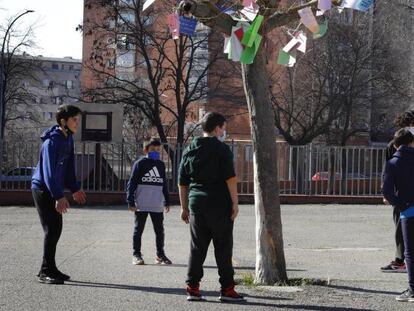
[277,50,290,65]
[241,15,264,48]
[277,49,295,66]
[313,21,328,39]
[240,34,262,64]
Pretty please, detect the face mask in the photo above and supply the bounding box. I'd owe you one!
[148,151,160,160]
[407,127,414,136]
[65,125,74,136]
[218,130,227,142]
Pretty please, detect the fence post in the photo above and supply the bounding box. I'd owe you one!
[95,143,101,191]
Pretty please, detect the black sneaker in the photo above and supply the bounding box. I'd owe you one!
[219,285,245,302]
[155,254,172,265]
[38,274,64,285]
[396,289,414,302]
[380,261,407,273]
[132,254,145,265]
[53,269,70,281]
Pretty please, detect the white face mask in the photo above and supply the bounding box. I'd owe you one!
[407,127,414,136]
[218,130,227,142]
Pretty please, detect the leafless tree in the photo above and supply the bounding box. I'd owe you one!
[82,0,233,150]
[179,0,348,284]
[0,12,41,140]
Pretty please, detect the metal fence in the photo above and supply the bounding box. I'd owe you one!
[0,140,387,196]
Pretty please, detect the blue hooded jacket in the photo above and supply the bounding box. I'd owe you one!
[382,145,414,212]
[31,125,80,199]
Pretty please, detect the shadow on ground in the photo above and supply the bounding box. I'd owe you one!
[65,280,374,310]
[328,284,400,296]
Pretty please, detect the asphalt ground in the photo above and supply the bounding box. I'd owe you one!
[0,203,413,311]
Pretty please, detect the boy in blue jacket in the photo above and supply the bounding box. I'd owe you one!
[126,138,171,265]
[383,128,414,303]
[32,104,86,284]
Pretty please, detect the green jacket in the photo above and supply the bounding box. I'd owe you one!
[178,137,236,214]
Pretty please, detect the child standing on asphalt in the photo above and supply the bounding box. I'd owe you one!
[381,110,414,273]
[32,104,87,285]
[178,112,244,302]
[126,138,171,265]
[383,128,414,303]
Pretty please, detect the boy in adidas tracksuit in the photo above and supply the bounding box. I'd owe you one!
[126,138,171,265]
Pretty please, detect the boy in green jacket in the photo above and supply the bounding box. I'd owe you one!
[178,112,244,302]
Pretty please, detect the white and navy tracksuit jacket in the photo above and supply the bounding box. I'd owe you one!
[126,157,170,212]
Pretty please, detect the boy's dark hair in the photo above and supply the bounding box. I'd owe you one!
[394,110,414,129]
[143,138,161,150]
[393,128,414,148]
[56,104,82,125]
[200,112,226,133]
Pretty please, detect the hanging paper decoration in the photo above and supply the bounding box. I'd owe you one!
[318,0,332,11]
[282,31,307,54]
[223,24,246,62]
[298,7,320,34]
[295,32,307,54]
[313,20,328,39]
[179,16,197,37]
[240,0,259,21]
[341,0,374,11]
[241,15,264,47]
[277,50,296,67]
[167,13,180,40]
[142,0,156,11]
[234,27,244,41]
[229,31,244,61]
[240,34,262,64]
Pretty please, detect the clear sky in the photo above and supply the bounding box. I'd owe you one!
[0,0,84,60]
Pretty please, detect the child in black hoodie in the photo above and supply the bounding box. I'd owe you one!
[383,128,414,302]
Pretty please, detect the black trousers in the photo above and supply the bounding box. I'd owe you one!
[401,217,414,291]
[133,211,165,257]
[186,207,234,288]
[32,189,62,275]
[393,206,405,261]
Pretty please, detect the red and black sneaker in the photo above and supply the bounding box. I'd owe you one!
[186,284,204,301]
[380,261,407,273]
[219,285,245,302]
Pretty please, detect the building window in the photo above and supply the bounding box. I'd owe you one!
[69,65,74,70]
[61,64,65,70]
[42,79,50,87]
[66,80,74,89]
[48,81,55,90]
[107,58,116,69]
[43,112,53,120]
[52,63,59,70]
[116,51,134,68]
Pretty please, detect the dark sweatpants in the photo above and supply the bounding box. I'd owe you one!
[393,206,405,262]
[32,189,62,275]
[401,217,414,291]
[133,211,165,257]
[186,207,234,288]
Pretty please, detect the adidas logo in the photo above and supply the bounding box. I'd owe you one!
[142,166,163,183]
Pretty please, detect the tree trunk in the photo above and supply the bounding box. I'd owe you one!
[241,46,287,284]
